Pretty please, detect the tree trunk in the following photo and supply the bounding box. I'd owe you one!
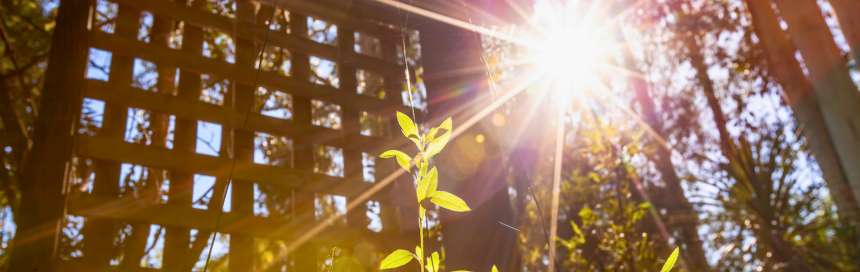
[773,0,860,206]
[828,0,860,69]
[688,35,814,272]
[745,0,860,233]
[8,0,90,270]
[625,46,711,271]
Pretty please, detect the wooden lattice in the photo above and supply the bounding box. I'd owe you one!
[63,0,419,270]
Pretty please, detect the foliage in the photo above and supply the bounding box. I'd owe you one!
[659,247,679,272]
[378,112,473,271]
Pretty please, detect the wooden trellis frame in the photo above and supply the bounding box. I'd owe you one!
[62,0,420,270]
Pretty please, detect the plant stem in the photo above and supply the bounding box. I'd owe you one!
[419,207,426,272]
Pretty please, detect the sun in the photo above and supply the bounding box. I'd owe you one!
[522,1,617,108]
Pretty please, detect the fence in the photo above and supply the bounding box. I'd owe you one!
[61,0,424,270]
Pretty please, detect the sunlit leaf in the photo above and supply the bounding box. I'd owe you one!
[425,251,440,272]
[430,190,470,212]
[379,249,414,270]
[397,111,419,138]
[415,246,423,266]
[427,126,440,142]
[579,206,595,226]
[659,247,680,272]
[417,167,438,201]
[379,150,412,171]
[424,117,452,158]
[570,221,585,244]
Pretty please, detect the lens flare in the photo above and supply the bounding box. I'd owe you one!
[524,1,617,108]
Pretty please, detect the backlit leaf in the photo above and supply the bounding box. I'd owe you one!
[659,247,680,272]
[424,117,452,158]
[430,190,470,212]
[570,221,585,244]
[379,150,412,171]
[426,251,440,272]
[415,246,423,266]
[396,111,419,138]
[417,167,438,201]
[379,249,414,270]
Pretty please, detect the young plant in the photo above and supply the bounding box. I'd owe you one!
[659,247,679,272]
[378,112,471,272]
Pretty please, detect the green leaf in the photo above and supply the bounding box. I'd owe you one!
[430,191,470,212]
[417,167,438,201]
[414,246,423,267]
[659,247,680,272]
[396,111,419,139]
[379,249,414,270]
[424,117,452,158]
[379,150,412,171]
[425,251,440,272]
[579,206,595,226]
[427,126,440,142]
[492,265,499,272]
[570,221,585,244]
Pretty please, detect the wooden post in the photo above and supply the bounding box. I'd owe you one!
[290,11,319,272]
[339,24,371,237]
[163,0,205,270]
[227,0,257,270]
[117,10,177,272]
[8,0,90,270]
[79,3,140,269]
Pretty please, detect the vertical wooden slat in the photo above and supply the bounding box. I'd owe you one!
[163,0,204,270]
[289,11,319,272]
[228,0,256,270]
[118,11,177,270]
[251,5,275,271]
[81,4,140,269]
[338,25,369,235]
[379,31,404,238]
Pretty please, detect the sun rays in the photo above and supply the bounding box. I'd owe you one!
[276,0,681,269]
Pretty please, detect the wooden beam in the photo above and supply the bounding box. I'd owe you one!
[74,135,386,198]
[88,31,406,115]
[83,79,394,151]
[108,0,403,76]
[268,0,402,38]
[66,194,394,245]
